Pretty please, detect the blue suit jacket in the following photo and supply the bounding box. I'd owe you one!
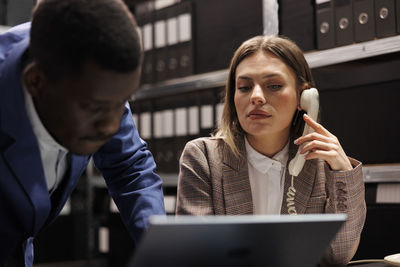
[0,23,165,266]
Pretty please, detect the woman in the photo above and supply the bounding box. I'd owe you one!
[175,35,366,266]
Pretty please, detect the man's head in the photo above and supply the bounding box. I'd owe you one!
[23,0,142,155]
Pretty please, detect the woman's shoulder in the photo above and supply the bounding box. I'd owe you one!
[185,136,225,149]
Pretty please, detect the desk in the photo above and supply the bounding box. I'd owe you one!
[349,263,392,267]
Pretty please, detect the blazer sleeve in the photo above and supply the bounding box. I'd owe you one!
[93,103,165,243]
[175,139,214,215]
[320,157,366,267]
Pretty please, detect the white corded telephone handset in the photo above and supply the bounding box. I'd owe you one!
[286,88,320,215]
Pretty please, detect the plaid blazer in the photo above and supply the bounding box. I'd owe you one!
[176,137,366,267]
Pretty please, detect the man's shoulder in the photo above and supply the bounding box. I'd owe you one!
[0,22,31,63]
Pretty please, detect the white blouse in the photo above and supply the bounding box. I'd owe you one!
[245,138,289,215]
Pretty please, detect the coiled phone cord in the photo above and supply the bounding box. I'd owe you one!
[286,175,297,215]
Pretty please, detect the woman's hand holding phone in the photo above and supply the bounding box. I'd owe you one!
[294,114,353,171]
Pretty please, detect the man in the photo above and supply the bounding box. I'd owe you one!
[0,0,165,266]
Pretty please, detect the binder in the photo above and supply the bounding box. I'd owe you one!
[397,0,400,33]
[0,0,6,25]
[154,8,168,82]
[194,0,263,74]
[188,106,199,136]
[200,105,213,130]
[334,0,354,46]
[316,0,335,50]
[139,112,152,140]
[175,107,188,136]
[279,0,316,52]
[166,9,179,80]
[375,0,396,37]
[6,0,33,26]
[353,0,376,42]
[176,1,194,77]
[137,12,155,85]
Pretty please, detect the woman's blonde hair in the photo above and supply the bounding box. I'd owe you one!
[215,35,315,157]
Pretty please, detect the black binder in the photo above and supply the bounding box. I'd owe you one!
[397,0,400,33]
[353,0,376,42]
[176,1,194,78]
[6,0,33,26]
[334,0,354,46]
[375,0,396,38]
[0,0,6,25]
[154,8,168,82]
[164,4,179,80]
[194,0,263,74]
[137,12,155,85]
[316,0,335,50]
[279,0,316,52]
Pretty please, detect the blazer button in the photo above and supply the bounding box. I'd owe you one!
[336,189,346,196]
[336,182,346,189]
[337,203,347,211]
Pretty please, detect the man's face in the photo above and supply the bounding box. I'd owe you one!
[24,61,141,155]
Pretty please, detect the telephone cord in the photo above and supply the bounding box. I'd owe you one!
[286,175,297,215]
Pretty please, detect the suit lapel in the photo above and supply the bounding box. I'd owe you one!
[221,138,253,215]
[1,37,51,234]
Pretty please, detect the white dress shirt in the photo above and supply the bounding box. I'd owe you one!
[245,138,289,215]
[24,84,69,194]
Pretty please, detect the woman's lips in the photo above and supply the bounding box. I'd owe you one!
[247,110,272,119]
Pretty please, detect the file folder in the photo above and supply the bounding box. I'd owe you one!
[176,1,194,77]
[316,0,335,49]
[154,8,168,82]
[353,0,376,42]
[334,0,354,46]
[375,0,396,37]
[137,12,155,85]
[166,13,179,80]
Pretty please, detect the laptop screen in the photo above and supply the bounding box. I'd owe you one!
[131,214,347,267]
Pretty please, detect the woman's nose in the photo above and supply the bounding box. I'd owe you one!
[250,85,266,105]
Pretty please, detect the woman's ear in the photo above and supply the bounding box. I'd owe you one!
[23,62,46,97]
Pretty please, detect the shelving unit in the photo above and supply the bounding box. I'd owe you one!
[135,35,400,101]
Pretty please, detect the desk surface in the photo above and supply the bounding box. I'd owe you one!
[349,263,392,267]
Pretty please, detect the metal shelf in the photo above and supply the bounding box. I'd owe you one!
[134,35,400,101]
[363,164,400,183]
[135,68,227,100]
[305,35,400,68]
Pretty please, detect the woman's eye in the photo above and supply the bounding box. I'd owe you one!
[268,84,283,91]
[237,86,251,92]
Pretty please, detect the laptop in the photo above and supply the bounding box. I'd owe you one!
[131,214,347,267]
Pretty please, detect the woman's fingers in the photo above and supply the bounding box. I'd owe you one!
[299,139,339,155]
[293,113,353,171]
[303,113,332,136]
